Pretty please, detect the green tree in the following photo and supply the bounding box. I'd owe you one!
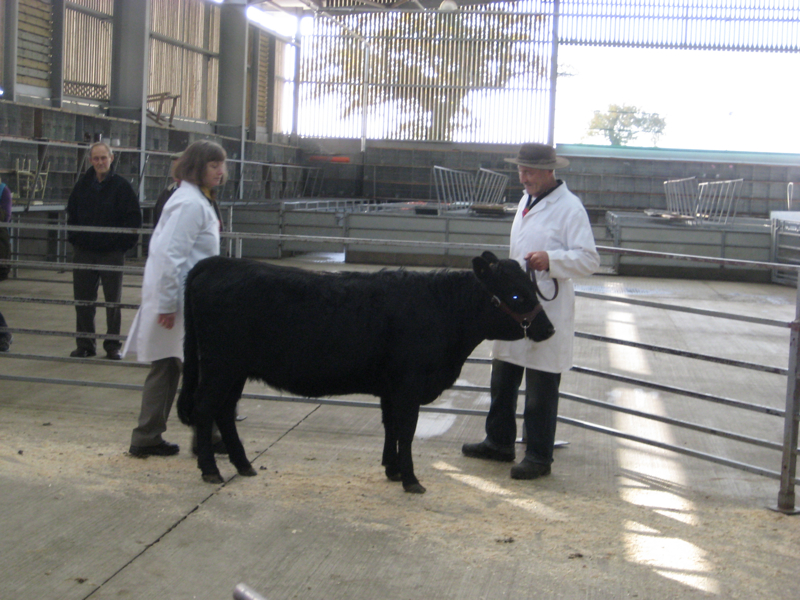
[302,9,549,141]
[587,104,666,146]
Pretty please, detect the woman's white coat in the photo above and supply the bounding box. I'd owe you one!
[492,182,600,373]
[122,181,220,363]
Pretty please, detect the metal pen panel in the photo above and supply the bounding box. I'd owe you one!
[474,168,509,205]
[696,178,744,224]
[664,176,699,218]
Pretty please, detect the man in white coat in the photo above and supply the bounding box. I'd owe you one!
[463,143,600,479]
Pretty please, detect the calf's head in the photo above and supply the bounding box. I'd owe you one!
[473,251,555,342]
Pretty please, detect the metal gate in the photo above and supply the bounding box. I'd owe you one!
[1,220,799,513]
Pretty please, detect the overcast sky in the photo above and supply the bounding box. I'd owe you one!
[555,45,800,154]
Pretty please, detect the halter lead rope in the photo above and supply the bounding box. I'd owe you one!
[527,265,559,302]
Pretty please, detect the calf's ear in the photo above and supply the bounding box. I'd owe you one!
[481,251,499,265]
[473,255,491,281]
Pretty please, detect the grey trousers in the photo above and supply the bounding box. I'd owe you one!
[131,357,182,447]
[130,357,222,448]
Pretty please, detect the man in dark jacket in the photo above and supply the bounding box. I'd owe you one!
[67,141,141,359]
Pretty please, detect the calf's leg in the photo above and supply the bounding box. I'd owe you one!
[394,402,424,494]
[193,373,228,483]
[216,378,256,477]
[195,411,223,483]
[380,399,401,482]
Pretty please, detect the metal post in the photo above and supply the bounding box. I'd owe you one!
[57,212,68,264]
[361,40,370,154]
[547,0,560,146]
[291,15,302,143]
[227,206,234,257]
[3,0,19,102]
[774,276,800,513]
[9,215,19,279]
[51,0,65,108]
[248,31,260,143]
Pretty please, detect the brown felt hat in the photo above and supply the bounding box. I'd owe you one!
[504,143,569,170]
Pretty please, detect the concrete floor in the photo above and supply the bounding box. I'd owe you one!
[1,254,800,600]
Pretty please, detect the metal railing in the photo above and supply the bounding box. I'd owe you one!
[771,218,800,286]
[432,166,475,212]
[663,176,744,224]
[473,168,509,206]
[663,176,698,218]
[697,178,744,224]
[1,221,799,514]
[432,166,508,214]
[0,137,323,208]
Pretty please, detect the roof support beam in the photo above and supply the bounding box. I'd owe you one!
[2,0,19,102]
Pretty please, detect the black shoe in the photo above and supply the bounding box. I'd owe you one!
[104,350,122,360]
[129,441,180,457]
[0,339,10,352]
[70,348,96,358]
[462,440,515,462]
[510,459,551,480]
[191,440,228,456]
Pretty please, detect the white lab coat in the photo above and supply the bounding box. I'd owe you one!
[122,182,220,363]
[492,182,600,373]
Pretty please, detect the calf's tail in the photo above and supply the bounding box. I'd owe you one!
[176,268,200,426]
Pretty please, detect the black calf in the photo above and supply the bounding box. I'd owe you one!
[177,251,554,493]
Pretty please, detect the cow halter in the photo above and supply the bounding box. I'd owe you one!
[490,295,545,332]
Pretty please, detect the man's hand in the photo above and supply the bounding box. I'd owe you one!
[158,313,176,330]
[525,251,550,272]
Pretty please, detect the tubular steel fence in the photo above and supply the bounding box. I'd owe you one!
[663,176,699,218]
[697,178,744,224]
[1,221,799,514]
[432,166,509,214]
[0,137,323,215]
[432,166,476,212]
[473,168,510,206]
[663,177,744,224]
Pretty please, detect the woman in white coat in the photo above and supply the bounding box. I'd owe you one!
[126,140,226,457]
[463,143,600,480]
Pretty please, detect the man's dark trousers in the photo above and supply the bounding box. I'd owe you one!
[72,246,125,354]
[485,358,562,465]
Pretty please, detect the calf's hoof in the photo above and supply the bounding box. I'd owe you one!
[385,468,402,482]
[403,482,426,494]
[202,472,224,484]
[237,466,257,477]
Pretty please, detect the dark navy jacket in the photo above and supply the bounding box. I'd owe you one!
[66,165,142,253]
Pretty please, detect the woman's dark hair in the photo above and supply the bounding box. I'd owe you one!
[173,140,227,187]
